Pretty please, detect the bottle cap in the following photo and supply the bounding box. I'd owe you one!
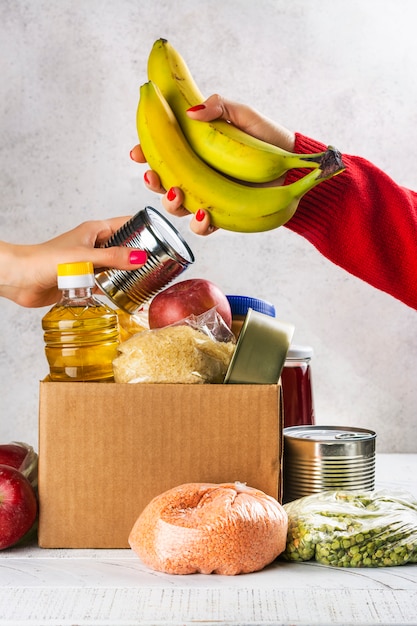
[286,344,314,360]
[226,294,276,318]
[57,262,95,289]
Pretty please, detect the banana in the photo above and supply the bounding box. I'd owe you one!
[147,38,327,184]
[137,81,345,234]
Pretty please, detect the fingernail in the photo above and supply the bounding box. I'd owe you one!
[195,209,205,222]
[187,104,206,112]
[167,187,176,201]
[129,250,148,265]
[143,172,150,184]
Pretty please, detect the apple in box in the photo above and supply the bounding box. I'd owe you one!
[148,278,232,329]
[0,442,38,550]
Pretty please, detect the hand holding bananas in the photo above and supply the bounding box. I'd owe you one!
[132,39,417,310]
[131,93,334,236]
[136,39,344,234]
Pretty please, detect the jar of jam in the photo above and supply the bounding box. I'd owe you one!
[281,344,315,428]
[226,295,276,339]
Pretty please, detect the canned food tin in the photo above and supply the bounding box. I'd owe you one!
[283,425,376,503]
[95,207,195,314]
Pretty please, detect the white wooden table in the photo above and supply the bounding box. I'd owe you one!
[1,454,416,625]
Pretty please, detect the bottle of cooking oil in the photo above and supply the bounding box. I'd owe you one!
[42,261,119,382]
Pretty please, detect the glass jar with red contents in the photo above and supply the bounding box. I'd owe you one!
[281,345,315,428]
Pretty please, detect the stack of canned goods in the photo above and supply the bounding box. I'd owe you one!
[283,425,376,503]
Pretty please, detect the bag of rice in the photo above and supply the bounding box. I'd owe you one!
[113,308,235,384]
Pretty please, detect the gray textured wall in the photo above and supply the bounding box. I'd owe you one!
[1,0,416,452]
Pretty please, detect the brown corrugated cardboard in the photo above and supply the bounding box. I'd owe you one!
[38,382,282,548]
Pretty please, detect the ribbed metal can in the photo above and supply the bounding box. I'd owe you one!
[94,207,194,314]
[283,425,376,503]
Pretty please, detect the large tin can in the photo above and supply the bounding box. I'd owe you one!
[283,425,376,503]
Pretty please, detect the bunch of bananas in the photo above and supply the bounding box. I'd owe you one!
[137,38,345,233]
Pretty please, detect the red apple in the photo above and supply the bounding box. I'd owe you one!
[0,465,38,549]
[0,443,29,471]
[0,442,38,488]
[148,278,232,329]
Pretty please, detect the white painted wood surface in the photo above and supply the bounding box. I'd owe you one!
[0,454,416,625]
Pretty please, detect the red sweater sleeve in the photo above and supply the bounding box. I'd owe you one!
[284,133,417,310]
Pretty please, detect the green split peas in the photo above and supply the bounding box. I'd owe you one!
[283,490,417,568]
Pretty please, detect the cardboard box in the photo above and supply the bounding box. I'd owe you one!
[38,381,283,548]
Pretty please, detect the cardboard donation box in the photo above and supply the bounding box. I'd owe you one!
[38,381,283,548]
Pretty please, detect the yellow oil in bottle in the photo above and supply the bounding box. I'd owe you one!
[42,262,120,382]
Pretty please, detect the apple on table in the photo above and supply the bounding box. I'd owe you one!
[0,442,38,550]
[0,443,30,471]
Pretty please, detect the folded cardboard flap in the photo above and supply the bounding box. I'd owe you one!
[38,381,282,548]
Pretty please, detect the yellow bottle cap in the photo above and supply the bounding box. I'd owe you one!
[57,262,94,276]
[57,262,95,289]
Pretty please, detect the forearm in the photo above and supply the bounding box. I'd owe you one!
[285,134,417,310]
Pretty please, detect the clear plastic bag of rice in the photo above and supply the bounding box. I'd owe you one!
[113,307,235,384]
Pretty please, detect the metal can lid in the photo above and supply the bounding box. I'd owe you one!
[226,295,276,318]
[283,425,376,442]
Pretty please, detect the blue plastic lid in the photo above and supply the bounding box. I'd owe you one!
[226,295,276,318]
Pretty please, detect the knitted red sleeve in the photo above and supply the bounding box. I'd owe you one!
[284,133,417,310]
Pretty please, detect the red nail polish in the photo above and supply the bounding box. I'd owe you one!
[129,250,148,265]
[195,209,205,222]
[167,187,176,201]
[143,172,150,184]
[187,104,206,112]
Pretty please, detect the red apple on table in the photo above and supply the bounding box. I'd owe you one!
[0,443,29,471]
[0,465,38,549]
[148,278,232,329]
[0,442,38,487]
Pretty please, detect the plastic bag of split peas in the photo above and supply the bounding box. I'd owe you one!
[283,489,417,567]
[129,482,288,575]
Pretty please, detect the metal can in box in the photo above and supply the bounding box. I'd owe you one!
[283,425,376,503]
